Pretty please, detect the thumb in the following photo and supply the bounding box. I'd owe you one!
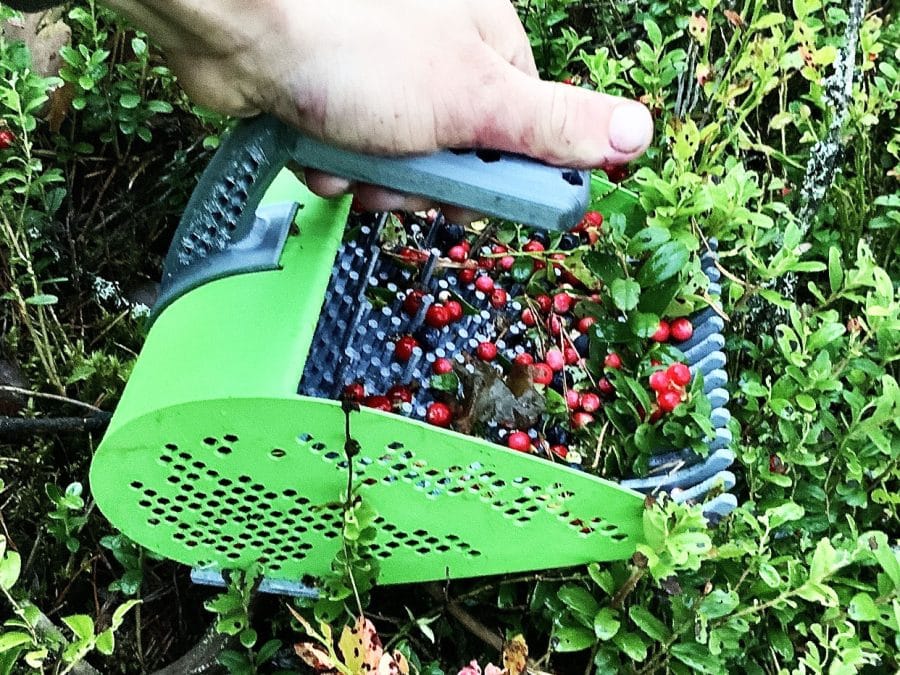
[464,57,654,169]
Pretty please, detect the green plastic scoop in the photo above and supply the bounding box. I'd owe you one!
[89,116,661,586]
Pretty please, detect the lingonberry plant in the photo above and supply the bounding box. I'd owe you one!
[0,0,897,673]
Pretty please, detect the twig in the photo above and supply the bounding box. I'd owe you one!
[425,583,503,653]
[0,413,112,438]
[0,385,103,413]
[149,623,230,675]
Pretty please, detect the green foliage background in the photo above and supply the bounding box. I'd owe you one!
[0,0,897,673]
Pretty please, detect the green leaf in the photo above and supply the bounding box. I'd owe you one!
[827,247,843,293]
[593,608,620,640]
[429,372,459,393]
[627,311,660,339]
[627,226,671,256]
[147,100,173,114]
[638,278,680,315]
[111,599,141,629]
[612,631,647,661]
[751,12,786,30]
[119,92,141,109]
[796,394,816,411]
[62,615,94,641]
[511,257,534,283]
[0,551,21,591]
[862,531,900,591]
[848,592,879,622]
[95,629,114,656]
[559,584,600,618]
[671,643,723,673]
[239,628,257,648]
[628,605,671,642]
[553,625,595,652]
[0,631,32,652]
[699,589,739,620]
[637,241,689,286]
[610,278,641,311]
[585,251,624,285]
[25,294,58,306]
[758,563,782,589]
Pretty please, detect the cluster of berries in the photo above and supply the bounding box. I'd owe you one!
[340,208,696,468]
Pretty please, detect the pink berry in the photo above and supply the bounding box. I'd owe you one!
[532,363,553,385]
[474,275,494,293]
[507,431,531,452]
[425,304,450,328]
[671,318,693,342]
[545,348,565,371]
[652,320,670,343]
[426,402,452,426]
[476,341,498,361]
[580,392,601,413]
[535,294,552,313]
[571,411,595,428]
[523,240,545,253]
[604,352,622,369]
[521,308,537,327]
[499,255,515,271]
[552,292,574,314]
[657,390,682,413]
[432,357,454,375]
[649,370,671,393]
[565,389,581,410]
[490,288,508,309]
[364,395,392,412]
[577,316,596,333]
[667,362,691,386]
[514,353,534,366]
[394,335,419,362]
[447,245,468,262]
[598,377,614,396]
[445,300,463,322]
[564,346,580,365]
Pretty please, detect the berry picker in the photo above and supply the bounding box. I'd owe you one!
[89,115,734,595]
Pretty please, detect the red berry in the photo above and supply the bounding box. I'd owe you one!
[598,377,615,396]
[399,246,428,264]
[546,315,562,335]
[657,390,682,412]
[342,382,366,402]
[533,259,547,271]
[552,292,574,314]
[550,444,568,460]
[564,346,580,365]
[571,411,595,428]
[652,320,670,343]
[490,288,508,309]
[499,255,515,271]
[507,431,531,452]
[402,289,425,315]
[475,341,498,361]
[474,275,494,293]
[514,353,534,366]
[425,402,452,427]
[477,256,494,270]
[491,244,508,254]
[460,240,471,253]
[769,454,786,474]
[448,245,468,262]
[604,352,622,369]
[521,308,537,327]
[523,240,545,253]
[580,392,601,413]
[445,300,463,322]
[532,363,553,385]
[649,370,671,393]
[459,268,476,284]
[582,211,603,228]
[386,384,413,406]
[545,348,565,371]
[565,389,581,410]
[667,363,691,387]
[363,395,392,412]
[577,316,596,333]
[670,318,694,342]
[425,304,450,328]
[535,294,552,313]
[394,335,419,362]
[432,357,453,375]
[0,130,15,150]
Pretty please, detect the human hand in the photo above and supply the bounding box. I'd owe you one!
[104,0,653,220]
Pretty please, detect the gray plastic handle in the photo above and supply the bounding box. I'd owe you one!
[158,115,589,313]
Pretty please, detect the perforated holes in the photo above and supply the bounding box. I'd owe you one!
[130,481,143,490]
[270,448,286,459]
[216,446,232,456]
[224,434,238,443]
